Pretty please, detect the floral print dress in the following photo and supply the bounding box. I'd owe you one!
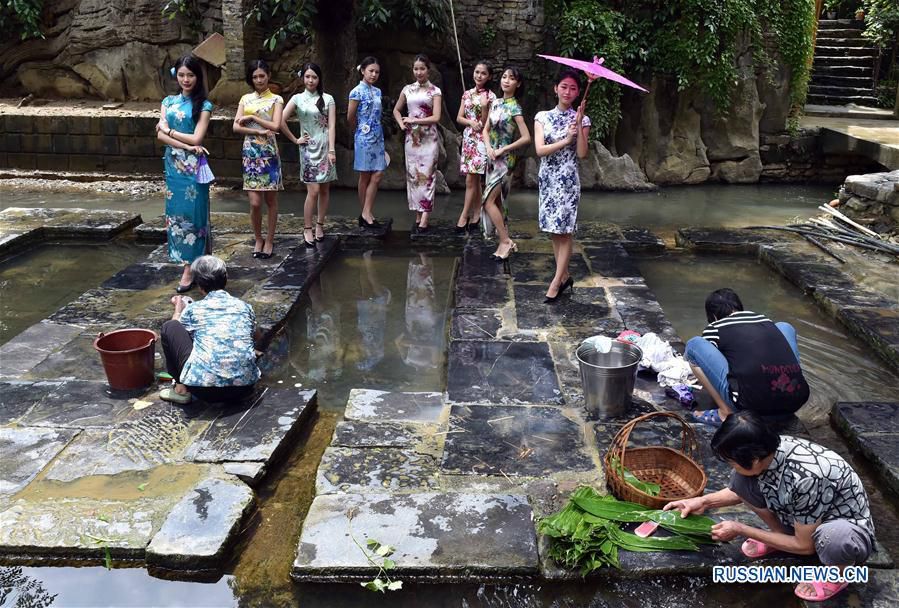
[162,94,214,264]
[481,96,523,236]
[239,89,284,191]
[349,81,386,172]
[289,90,337,184]
[536,107,591,235]
[402,82,442,212]
[459,87,496,175]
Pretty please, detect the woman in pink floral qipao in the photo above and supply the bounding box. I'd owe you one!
[393,54,443,232]
[455,61,495,233]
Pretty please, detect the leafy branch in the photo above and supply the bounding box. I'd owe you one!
[0,0,45,40]
[347,520,403,593]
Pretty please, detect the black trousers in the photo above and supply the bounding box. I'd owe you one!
[160,319,255,403]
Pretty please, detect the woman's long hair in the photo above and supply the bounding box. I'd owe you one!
[300,62,326,115]
[174,55,208,121]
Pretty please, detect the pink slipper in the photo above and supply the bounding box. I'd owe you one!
[741,538,777,558]
[794,581,848,602]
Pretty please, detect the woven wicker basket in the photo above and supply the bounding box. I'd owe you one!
[604,411,708,509]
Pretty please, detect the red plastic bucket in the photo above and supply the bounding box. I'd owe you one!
[93,329,157,390]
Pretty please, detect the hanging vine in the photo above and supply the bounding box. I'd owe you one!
[549,0,817,138]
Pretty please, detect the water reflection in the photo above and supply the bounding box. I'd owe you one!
[277,251,454,409]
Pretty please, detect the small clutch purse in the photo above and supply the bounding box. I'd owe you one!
[195,154,215,184]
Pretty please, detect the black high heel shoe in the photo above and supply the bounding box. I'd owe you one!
[358,215,380,229]
[175,281,195,294]
[303,226,316,248]
[315,221,325,242]
[543,277,573,304]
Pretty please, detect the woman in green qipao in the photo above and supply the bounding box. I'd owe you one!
[155,54,214,292]
[233,59,284,259]
[481,67,531,260]
[281,62,337,247]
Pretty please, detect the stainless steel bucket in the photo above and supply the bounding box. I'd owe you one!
[576,340,643,419]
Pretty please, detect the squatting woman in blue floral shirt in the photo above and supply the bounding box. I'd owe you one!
[156,55,214,293]
[160,256,260,404]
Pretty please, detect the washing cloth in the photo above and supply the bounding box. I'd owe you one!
[634,332,698,388]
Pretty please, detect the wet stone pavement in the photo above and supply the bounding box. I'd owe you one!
[294,223,896,587]
[0,209,341,572]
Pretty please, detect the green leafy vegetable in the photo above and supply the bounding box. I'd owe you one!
[538,486,716,575]
[609,456,661,496]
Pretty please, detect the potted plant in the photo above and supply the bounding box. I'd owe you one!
[824,0,838,19]
[855,7,865,21]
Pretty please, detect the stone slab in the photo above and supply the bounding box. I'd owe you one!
[455,276,511,308]
[343,389,445,424]
[0,381,62,424]
[331,421,433,449]
[223,462,267,487]
[458,244,507,280]
[619,226,666,253]
[0,426,80,496]
[315,446,439,494]
[446,341,564,405]
[836,307,899,372]
[101,263,182,291]
[582,243,642,278]
[0,494,181,559]
[576,222,622,243]
[450,309,503,341]
[23,333,109,382]
[219,236,303,269]
[800,568,899,608]
[832,401,899,435]
[185,388,317,465]
[292,492,539,581]
[0,322,83,379]
[513,284,611,331]
[146,475,254,570]
[609,285,681,342]
[47,286,171,330]
[18,380,149,429]
[263,238,339,290]
[242,284,300,349]
[441,405,597,478]
[675,227,775,254]
[42,405,205,482]
[509,253,590,284]
[0,207,141,252]
[812,285,898,317]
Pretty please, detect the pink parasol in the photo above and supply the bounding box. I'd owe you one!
[538,54,649,94]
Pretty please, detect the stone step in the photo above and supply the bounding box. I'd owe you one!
[814,45,878,58]
[817,19,865,30]
[814,55,875,67]
[291,492,540,582]
[806,92,880,106]
[810,75,874,88]
[816,28,865,38]
[809,84,877,97]
[815,36,874,47]
[812,64,874,77]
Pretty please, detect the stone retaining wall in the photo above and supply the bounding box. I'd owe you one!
[838,170,899,228]
[759,129,884,183]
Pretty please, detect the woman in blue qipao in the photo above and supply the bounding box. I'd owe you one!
[347,56,386,228]
[534,69,592,303]
[156,54,214,292]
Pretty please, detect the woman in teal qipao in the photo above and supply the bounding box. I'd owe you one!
[282,62,337,247]
[347,57,386,228]
[156,55,214,292]
[481,67,531,260]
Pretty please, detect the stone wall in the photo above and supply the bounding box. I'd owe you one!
[759,129,885,183]
[838,170,899,229]
[0,0,220,101]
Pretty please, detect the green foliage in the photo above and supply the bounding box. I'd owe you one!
[538,486,715,575]
[550,1,816,137]
[161,0,205,35]
[875,78,897,109]
[247,0,319,52]
[357,0,448,31]
[0,0,44,40]
[609,456,660,496]
[863,0,899,48]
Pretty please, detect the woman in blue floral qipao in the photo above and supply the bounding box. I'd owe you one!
[534,69,592,303]
[156,55,214,293]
